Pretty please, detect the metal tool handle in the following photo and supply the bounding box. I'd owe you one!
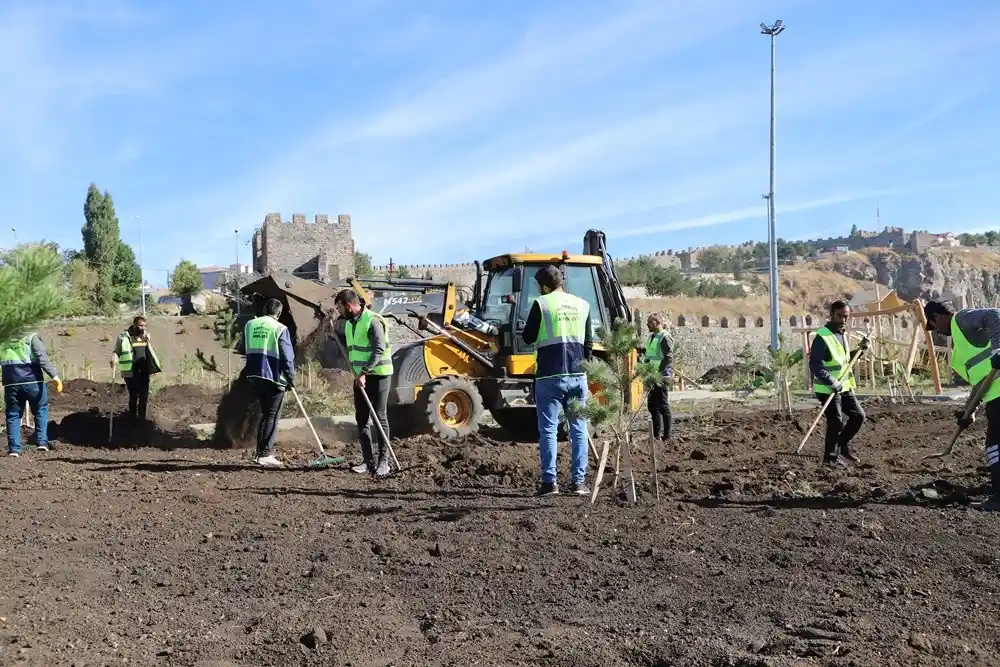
[357,386,400,471]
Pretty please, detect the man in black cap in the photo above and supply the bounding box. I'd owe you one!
[925,299,1000,511]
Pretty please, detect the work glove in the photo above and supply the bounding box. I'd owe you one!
[51,377,63,393]
[858,336,871,351]
[285,376,295,390]
[830,381,843,394]
[955,409,975,429]
[663,369,672,378]
[991,352,1000,370]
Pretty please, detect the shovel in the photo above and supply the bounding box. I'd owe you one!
[795,328,872,455]
[291,386,346,469]
[923,368,998,460]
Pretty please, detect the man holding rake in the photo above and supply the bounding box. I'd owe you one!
[924,300,1000,512]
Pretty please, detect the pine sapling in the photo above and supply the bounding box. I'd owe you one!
[569,319,665,504]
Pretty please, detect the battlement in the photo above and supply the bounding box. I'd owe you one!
[372,262,477,271]
[263,212,351,227]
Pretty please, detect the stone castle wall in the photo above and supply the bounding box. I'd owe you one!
[253,213,354,282]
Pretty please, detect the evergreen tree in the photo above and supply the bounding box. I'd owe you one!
[170,259,204,296]
[81,184,120,310]
[0,245,69,344]
[354,250,373,277]
[111,240,142,305]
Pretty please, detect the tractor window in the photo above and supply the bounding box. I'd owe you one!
[479,267,515,324]
[515,265,605,335]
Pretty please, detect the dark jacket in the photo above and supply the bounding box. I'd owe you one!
[809,322,849,389]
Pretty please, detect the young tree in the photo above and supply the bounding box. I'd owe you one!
[354,250,373,277]
[396,264,412,278]
[170,259,204,296]
[111,240,142,305]
[0,245,69,345]
[81,183,121,310]
[63,257,101,315]
[570,320,664,503]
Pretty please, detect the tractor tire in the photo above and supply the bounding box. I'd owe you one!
[420,377,484,440]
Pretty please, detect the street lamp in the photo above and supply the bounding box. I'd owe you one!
[135,215,145,317]
[11,228,17,245]
[761,19,785,351]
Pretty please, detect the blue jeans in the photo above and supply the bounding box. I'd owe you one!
[5,383,48,453]
[535,374,589,485]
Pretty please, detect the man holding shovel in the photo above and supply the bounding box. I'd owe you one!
[810,300,868,467]
[1,332,62,456]
[334,289,393,477]
[924,300,1000,511]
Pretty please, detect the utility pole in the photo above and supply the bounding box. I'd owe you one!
[761,19,785,351]
[135,215,146,317]
[234,229,241,316]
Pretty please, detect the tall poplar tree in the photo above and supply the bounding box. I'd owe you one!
[81,183,121,311]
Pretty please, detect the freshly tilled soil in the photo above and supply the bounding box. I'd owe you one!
[2,396,999,666]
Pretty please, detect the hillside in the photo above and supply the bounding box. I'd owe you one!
[628,246,1000,318]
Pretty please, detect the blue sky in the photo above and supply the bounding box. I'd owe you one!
[4,0,1000,286]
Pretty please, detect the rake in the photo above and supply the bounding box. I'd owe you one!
[290,386,346,469]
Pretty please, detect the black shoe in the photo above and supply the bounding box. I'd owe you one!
[840,451,860,465]
[567,481,590,496]
[534,482,559,497]
[823,455,847,468]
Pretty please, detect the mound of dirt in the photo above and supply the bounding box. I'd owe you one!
[47,379,125,414]
[48,379,220,426]
[53,410,203,449]
[212,373,260,449]
[153,384,221,424]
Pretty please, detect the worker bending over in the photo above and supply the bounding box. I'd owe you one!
[810,300,867,466]
[925,300,1000,511]
[1,332,62,456]
[237,298,296,468]
[642,313,673,441]
[335,289,393,477]
[111,315,162,422]
[522,265,593,497]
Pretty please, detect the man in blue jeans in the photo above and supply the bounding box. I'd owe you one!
[521,265,594,496]
[1,332,62,457]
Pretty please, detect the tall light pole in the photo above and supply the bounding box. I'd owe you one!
[135,215,146,317]
[234,229,241,315]
[761,19,785,351]
[11,228,17,245]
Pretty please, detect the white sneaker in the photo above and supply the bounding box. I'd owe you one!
[36,445,49,452]
[256,455,285,468]
[7,452,19,458]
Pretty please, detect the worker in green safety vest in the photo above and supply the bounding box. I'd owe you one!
[236,298,296,468]
[1,332,62,456]
[335,288,393,477]
[521,265,594,497]
[925,300,1000,511]
[809,300,869,467]
[110,315,162,423]
[641,312,673,441]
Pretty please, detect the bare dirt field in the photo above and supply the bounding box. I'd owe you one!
[3,382,999,666]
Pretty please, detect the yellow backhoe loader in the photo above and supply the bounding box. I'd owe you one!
[241,229,643,441]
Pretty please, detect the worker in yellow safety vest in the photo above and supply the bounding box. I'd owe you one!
[235,298,296,468]
[809,300,869,467]
[1,332,62,456]
[641,312,673,441]
[521,265,594,497]
[335,288,394,477]
[925,300,1000,511]
[111,315,162,422]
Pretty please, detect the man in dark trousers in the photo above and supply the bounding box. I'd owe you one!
[642,312,673,441]
[810,300,868,466]
[335,289,393,477]
[237,298,296,468]
[925,300,1000,511]
[1,331,62,456]
[111,315,162,422]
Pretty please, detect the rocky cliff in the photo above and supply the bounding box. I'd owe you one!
[826,248,1000,307]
